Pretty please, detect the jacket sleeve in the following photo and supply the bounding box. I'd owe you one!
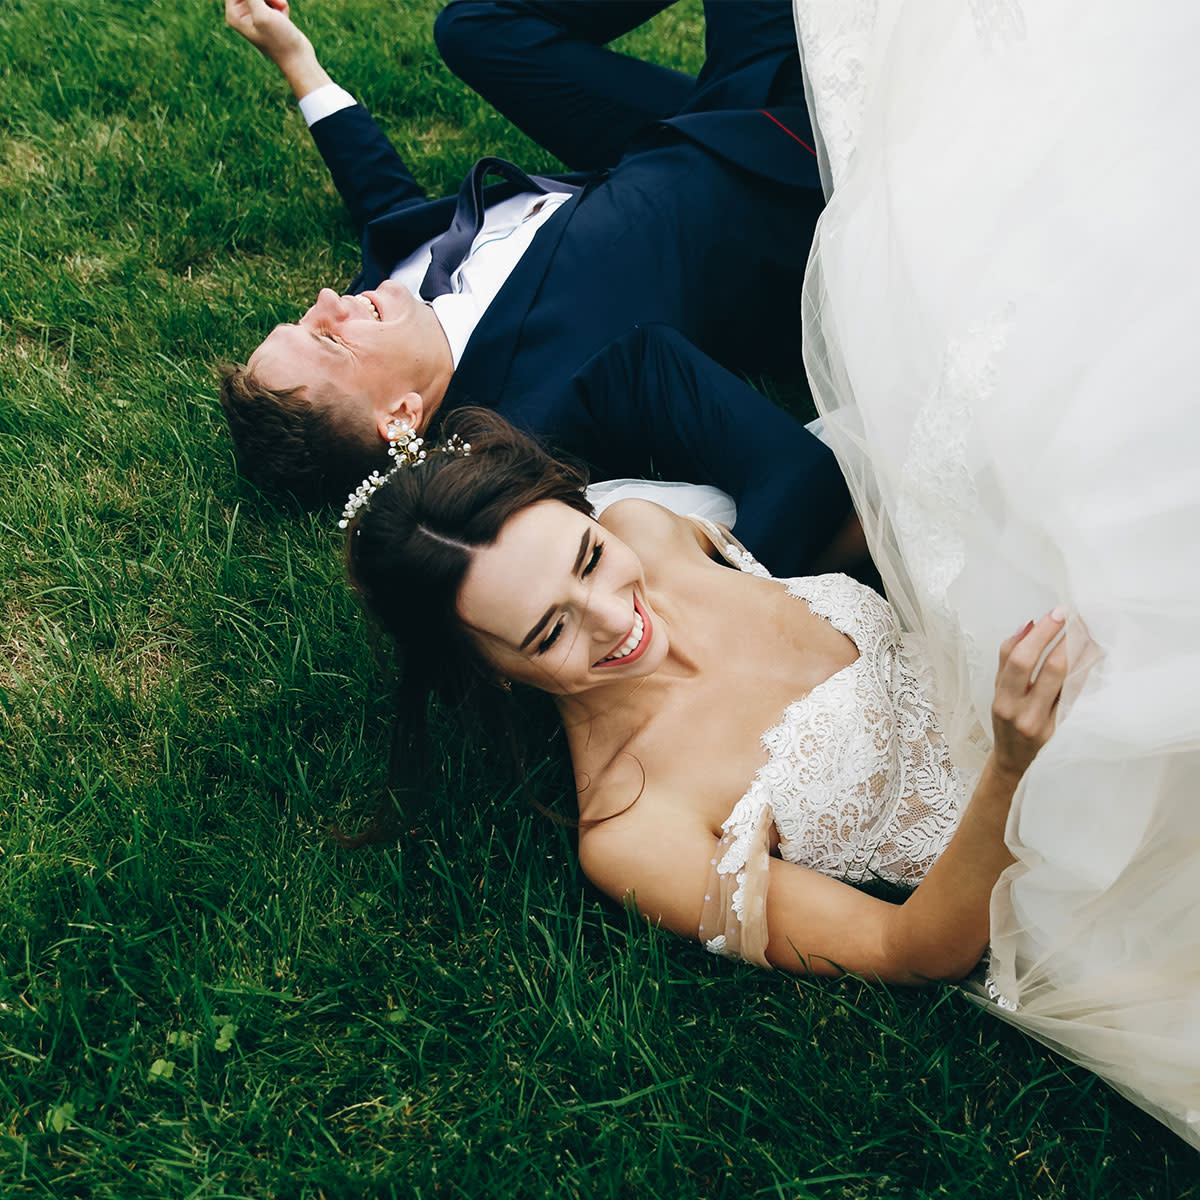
[308,103,428,235]
[563,324,853,577]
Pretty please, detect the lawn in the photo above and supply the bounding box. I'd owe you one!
[0,1,1194,1196]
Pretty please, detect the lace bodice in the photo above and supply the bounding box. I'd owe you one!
[694,529,969,967]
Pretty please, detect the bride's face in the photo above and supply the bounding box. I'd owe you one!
[457,500,666,696]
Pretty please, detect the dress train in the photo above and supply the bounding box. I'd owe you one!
[796,0,1200,1147]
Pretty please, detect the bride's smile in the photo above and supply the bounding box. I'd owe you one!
[594,597,650,667]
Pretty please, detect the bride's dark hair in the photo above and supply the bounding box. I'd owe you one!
[346,407,593,700]
[339,409,592,844]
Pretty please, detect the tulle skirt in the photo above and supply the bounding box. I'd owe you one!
[797,0,1200,1148]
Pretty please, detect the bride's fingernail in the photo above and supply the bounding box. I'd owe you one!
[1014,618,1034,637]
[1049,605,1068,622]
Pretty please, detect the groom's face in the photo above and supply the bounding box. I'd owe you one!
[247,280,442,440]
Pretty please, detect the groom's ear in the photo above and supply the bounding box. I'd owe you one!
[375,392,424,443]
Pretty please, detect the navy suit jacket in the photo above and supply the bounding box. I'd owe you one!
[306,55,851,576]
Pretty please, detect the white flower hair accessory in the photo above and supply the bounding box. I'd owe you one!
[337,424,471,530]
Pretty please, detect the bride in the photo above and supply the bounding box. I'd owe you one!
[344,409,1066,985]
[794,0,1200,1150]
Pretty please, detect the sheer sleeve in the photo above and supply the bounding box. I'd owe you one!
[686,518,774,966]
[699,807,774,969]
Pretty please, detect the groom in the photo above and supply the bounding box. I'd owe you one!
[221,0,862,577]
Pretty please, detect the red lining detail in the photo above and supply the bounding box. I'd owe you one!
[758,109,816,156]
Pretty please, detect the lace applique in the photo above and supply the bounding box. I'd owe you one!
[985,970,1019,1012]
[703,572,967,965]
[727,546,770,579]
[968,0,1027,48]
[686,516,773,579]
[896,314,1009,618]
[891,312,1012,754]
[795,0,1025,195]
[794,0,904,192]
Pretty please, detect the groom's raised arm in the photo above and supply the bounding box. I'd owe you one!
[563,325,856,579]
[225,0,426,234]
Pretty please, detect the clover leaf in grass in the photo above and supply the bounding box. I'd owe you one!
[149,1058,175,1081]
[49,1102,75,1133]
[211,1014,238,1052]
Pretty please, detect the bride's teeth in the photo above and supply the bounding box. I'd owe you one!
[603,612,644,662]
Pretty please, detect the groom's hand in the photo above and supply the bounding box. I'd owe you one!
[226,0,331,99]
[226,0,304,60]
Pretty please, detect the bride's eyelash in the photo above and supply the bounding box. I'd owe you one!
[537,618,565,655]
[535,539,603,655]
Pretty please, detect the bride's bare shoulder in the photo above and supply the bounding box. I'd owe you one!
[598,498,721,561]
[577,778,715,936]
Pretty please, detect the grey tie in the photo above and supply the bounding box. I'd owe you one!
[419,156,580,300]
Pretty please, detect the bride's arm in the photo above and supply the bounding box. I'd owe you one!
[870,610,1069,982]
[581,611,1069,985]
[759,757,1029,982]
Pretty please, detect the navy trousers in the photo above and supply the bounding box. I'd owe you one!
[435,0,805,169]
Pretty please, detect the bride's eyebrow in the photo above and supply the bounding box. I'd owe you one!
[520,607,555,651]
[570,529,592,576]
[519,529,591,650]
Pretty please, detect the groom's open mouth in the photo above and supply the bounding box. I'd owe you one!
[350,293,382,320]
[595,597,651,668]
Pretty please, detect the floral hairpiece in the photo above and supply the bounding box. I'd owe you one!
[337,426,470,529]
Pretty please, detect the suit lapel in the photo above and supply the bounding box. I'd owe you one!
[661,107,822,190]
[357,195,457,291]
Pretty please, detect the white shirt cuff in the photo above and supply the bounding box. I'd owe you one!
[298,83,358,128]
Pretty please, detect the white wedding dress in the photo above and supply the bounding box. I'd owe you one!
[794,0,1200,1148]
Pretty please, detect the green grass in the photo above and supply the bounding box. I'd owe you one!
[0,1,1194,1196]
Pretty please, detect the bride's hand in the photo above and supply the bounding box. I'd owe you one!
[990,609,1069,781]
